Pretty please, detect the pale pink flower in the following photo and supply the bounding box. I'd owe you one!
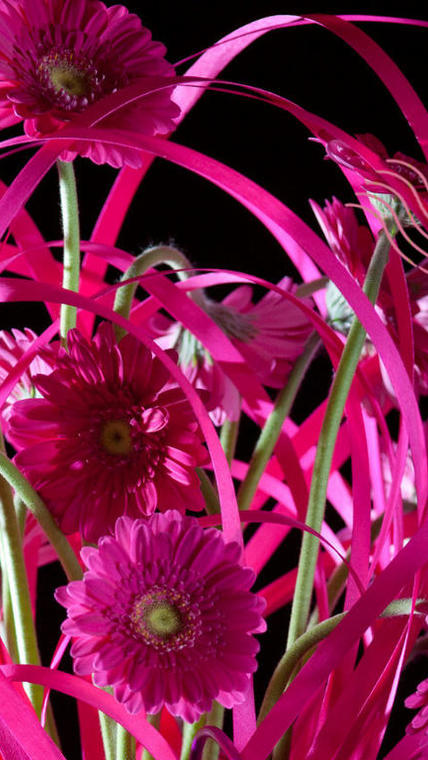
[55,511,266,721]
[0,0,180,166]
[0,328,54,427]
[151,278,313,424]
[8,324,207,541]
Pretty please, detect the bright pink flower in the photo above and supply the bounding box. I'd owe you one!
[8,324,207,541]
[405,679,428,733]
[151,278,313,423]
[0,328,54,427]
[55,511,266,721]
[0,0,180,166]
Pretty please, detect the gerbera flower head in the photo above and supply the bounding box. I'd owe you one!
[0,328,54,427]
[151,278,313,424]
[0,0,180,166]
[310,197,373,284]
[405,678,428,734]
[55,511,266,721]
[8,324,207,541]
[311,197,375,335]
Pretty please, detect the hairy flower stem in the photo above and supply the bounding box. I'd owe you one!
[180,715,207,760]
[237,332,320,511]
[115,725,135,760]
[113,244,203,340]
[0,454,82,581]
[202,702,225,760]
[259,613,346,724]
[99,707,116,760]
[0,471,43,714]
[142,713,161,760]
[57,159,80,341]
[286,229,392,652]
[0,541,18,661]
[220,414,240,466]
[197,468,221,514]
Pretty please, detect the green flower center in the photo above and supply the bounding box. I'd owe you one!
[48,64,89,97]
[100,420,132,456]
[129,586,201,652]
[144,601,182,638]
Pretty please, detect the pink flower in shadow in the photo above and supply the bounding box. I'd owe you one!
[55,510,266,721]
[8,324,207,541]
[0,0,180,166]
[151,278,313,424]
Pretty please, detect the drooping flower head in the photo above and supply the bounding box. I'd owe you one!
[0,0,180,166]
[151,278,313,424]
[55,511,266,721]
[8,324,207,541]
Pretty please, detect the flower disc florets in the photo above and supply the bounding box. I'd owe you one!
[8,324,207,541]
[0,0,180,165]
[55,511,266,721]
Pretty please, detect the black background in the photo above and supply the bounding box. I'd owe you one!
[3,0,426,757]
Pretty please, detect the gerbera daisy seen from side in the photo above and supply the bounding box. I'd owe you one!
[0,0,180,166]
[150,278,313,424]
[8,324,207,541]
[55,511,266,721]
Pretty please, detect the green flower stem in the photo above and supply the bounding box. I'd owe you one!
[99,708,116,760]
[197,468,221,515]
[0,538,18,662]
[307,512,385,631]
[0,473,43,714]
[202,702,225,760]
[0,454,82,581]
[237,332,320,512]
[259,613,346,725]
[113,245,202,341]
[262,596,422,729]
[142,713,161,760]
[220,414,240,467]
[57,160,80,341]
[286,229,391,650]
[15,496,27,538]
[294,276,329,298]
[180,715,207,760]
[115,724,135,760]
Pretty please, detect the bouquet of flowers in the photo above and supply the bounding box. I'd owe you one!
[0,3,426,760]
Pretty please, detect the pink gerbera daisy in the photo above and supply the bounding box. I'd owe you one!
[8,324,207,541]
[55,511,266,721]
[151,278,313,424]
[0,0,180,166]
[405,678,428,734]
[0,328,54,426]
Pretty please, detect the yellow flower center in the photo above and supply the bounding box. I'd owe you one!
[100,420,132,456]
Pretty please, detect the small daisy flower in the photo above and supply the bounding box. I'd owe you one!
[8,324,207,541]
[151,278,313,424]
[0,0,180,166]
[55,511,266,721]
